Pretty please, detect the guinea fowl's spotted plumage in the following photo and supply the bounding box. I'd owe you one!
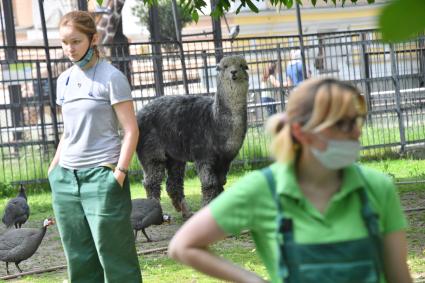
[130,198,170,242]
[0,218,54,274]
[2,184,30,229]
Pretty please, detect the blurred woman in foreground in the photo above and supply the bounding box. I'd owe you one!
[168,78,412,283]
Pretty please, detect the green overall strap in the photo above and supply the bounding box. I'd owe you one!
[261,167,290,280]
[355,165,384,278]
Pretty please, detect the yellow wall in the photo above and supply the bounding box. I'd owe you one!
[232,7,380,25]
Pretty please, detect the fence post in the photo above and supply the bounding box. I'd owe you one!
[419,35,425,86]
[295,2,307,80]
[149,5,164,96]
[9,85,23,143]
[360,32,372,115]
[2,0,24,155]
[389,43,406,152]
[201,51,210,94]
[111,20,132,86]
[35,62,48,153]
[210,0,223,62]
[171,0,189,95]
[177,42,189,95]
[276,44,285,109]
[77,0,88,10]
[38,0,59,146]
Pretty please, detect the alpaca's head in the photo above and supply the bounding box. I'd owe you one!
[216,56,249,84]
[215,56,249,108]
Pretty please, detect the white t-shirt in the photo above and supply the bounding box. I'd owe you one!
[55,59,132,169]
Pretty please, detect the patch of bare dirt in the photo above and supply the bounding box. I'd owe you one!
[0,216,182,279]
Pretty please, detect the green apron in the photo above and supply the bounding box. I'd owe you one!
[262,167,383,283]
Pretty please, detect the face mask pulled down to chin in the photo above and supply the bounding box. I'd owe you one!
[310,138,361,170]
[73,46,94,68]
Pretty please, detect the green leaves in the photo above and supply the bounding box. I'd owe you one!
[245,0,260,13]
[179,0,207,22]
[191,10,200,22]
[96,0,103,6]
[286,0,294,9]
[96,0,425,43]
[379,0,425,42]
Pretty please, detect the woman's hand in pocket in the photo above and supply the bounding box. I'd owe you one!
[47,164,57,175]
[113,170,126,187]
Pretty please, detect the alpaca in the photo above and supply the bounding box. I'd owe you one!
[136,56,249,218]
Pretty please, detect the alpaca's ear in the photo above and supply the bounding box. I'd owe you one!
[216,65,222,71]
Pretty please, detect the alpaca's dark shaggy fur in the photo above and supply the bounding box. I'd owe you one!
[136,56,249,217]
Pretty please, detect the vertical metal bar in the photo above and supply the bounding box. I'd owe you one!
[360,32,372,113]
[2,0,24,154]
[2,0,16,60]
[171,0,189,95]
[38,0,59,145]
[202,50,210,94]
[276,44,285,109]
[295,2,307,80]
[0,0,6,45]
[111,20,132,86]
[9,86,23,141]
[35,62,48,153]
[77,0,88,11]
[149,4,164,96]
[210,0,223,63]
[389,43,406,152]
[179,43,190,94]
[419,35,425,87]
[171,0,182,43]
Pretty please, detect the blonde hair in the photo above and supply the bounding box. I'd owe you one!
[59,11,99,56]
[266,78,367,163]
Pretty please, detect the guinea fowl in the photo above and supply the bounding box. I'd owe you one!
[130,198,170,242]
[2,184,30,228]
[0,218,54,275]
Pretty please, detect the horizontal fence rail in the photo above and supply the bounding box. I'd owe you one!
[0,29,425,185]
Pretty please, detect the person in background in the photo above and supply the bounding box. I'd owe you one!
[168,78,412,283]
[260,62,281,116]
[47,11,142,283]
[286,49,304,87]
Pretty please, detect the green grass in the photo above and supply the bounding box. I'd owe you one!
[409,254,425,278]
[361,159,425,180]
[405,193,425,279]
[237,126,270,161]
[361,120,425,146]
[141,238,267,283]
[0,145,54,189]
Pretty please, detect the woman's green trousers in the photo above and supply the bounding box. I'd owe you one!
[49,166,142,283]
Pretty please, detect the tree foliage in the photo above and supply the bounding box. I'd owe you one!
[379,0,425,42]
[96,0,425,42]
[132,0,193,47]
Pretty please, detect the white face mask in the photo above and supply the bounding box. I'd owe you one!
[310,139,361,170]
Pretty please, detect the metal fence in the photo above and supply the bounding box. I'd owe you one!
[1,29,425,185]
